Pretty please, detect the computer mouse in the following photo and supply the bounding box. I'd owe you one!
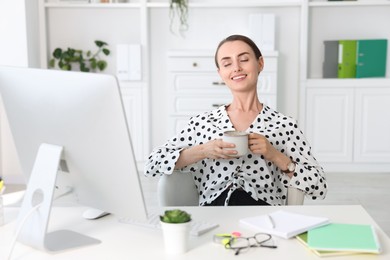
[82,208,110,220]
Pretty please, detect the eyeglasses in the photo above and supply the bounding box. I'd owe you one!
[224,233,277,255]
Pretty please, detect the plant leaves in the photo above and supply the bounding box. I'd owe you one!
[102,48,110,56]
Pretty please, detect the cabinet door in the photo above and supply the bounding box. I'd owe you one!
[120,87,144,165]
[306,88,354,163]
[354,88,390,162]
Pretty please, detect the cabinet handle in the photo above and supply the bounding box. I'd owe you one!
[192,62,198,67]
[212,81,225,85]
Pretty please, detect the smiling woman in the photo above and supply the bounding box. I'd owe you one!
[145,34,327,207]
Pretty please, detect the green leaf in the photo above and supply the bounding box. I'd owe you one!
[95,40,107,48]
[61,64,71,71]
[160,209,191,223]
[53,48,63,59]
[90,58,97,69]
[102,48,110,56]
[49,59,55,68]
[97,60,107,71]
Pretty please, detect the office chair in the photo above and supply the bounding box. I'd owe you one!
[157,171,305,206]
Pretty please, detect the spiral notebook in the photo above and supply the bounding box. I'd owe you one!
[239,210,330,239]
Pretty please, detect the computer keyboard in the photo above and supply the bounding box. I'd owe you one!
[118,212,219,236]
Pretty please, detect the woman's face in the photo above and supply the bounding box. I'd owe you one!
[216,40,263,93]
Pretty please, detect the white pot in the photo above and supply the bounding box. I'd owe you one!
[160,221,191,255]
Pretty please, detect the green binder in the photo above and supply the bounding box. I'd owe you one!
[338,40,357,78]
[356,39,387,78]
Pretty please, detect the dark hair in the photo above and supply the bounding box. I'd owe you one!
[214,34,262,69]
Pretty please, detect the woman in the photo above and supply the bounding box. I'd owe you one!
[145,35,327,206]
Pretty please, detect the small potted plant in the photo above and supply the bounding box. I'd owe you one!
[49,40,110,72]
[169,0,189,37]
[160,209,192,254]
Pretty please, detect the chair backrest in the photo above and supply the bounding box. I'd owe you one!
[286,186,305,205]
[157,171,304,206]
[157,171,199,206]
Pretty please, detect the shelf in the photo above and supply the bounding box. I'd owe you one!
[309,0,390,7]
[148,0,302,8]
[44,3,141,8]
[306,78,390,88]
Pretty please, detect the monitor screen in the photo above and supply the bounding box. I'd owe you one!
[0,66,148,251]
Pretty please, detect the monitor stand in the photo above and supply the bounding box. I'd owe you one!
[17,143,101,252]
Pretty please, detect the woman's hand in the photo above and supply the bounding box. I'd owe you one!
[175,139,237,169]
[201,139,237,159]
[248,133,278,161]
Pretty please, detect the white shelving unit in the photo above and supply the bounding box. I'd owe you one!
[300,0,390,172]
[28,0,390,174]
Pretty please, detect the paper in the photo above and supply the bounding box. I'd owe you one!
[239,210,329,239]
[307,223,381,254]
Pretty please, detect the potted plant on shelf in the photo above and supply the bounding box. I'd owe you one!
[160,209,192,254]
[169,0,189,37]
[49,40,110,72]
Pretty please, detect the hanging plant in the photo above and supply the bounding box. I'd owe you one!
[49,40,110,72]
[169,0,189,37]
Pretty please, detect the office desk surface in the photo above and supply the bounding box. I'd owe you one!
[1,205,389,259]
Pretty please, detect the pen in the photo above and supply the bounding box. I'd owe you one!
[266,214,275,229]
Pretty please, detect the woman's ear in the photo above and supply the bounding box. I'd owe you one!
[258,56,264,74]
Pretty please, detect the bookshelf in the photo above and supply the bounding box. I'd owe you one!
[301,0,390,172]
[16,0,390,175]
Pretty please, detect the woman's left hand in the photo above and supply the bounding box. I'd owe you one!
[248,133,278,161]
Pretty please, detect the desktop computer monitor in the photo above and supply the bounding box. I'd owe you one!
[0,66,148,252]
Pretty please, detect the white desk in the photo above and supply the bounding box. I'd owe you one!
[1,205,389,259]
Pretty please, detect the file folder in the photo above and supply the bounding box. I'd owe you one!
[338,40,356,78]
[323,40,339,78]
[356,39,387,78]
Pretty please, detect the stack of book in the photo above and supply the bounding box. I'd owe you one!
[296,223,382,257]
[323,39,388,78]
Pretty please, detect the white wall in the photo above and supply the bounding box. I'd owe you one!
[149,6,301,146]
[0,0,40,184]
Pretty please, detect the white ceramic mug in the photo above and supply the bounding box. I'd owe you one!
[223,131,249,157]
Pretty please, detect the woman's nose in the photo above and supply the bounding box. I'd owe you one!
[233,62,242,72]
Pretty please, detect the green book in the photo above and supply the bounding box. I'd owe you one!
[296,232,359,257]
[307,223,381,254]
[338,40,357,78]
[356,39,387,78]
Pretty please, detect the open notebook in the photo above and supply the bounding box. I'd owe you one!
[239,210,329,239]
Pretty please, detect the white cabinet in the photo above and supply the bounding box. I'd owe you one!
[354,87,390,163]
[167,50,278,135]
[300,1,390,172]
[120,84,149,164]
[306,87,354,163]
[305,80,390,172]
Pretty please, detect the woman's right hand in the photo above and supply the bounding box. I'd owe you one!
[200,139,237,159]
[175,139,237,169]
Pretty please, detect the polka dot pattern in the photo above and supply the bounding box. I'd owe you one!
[145,105,327,206]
